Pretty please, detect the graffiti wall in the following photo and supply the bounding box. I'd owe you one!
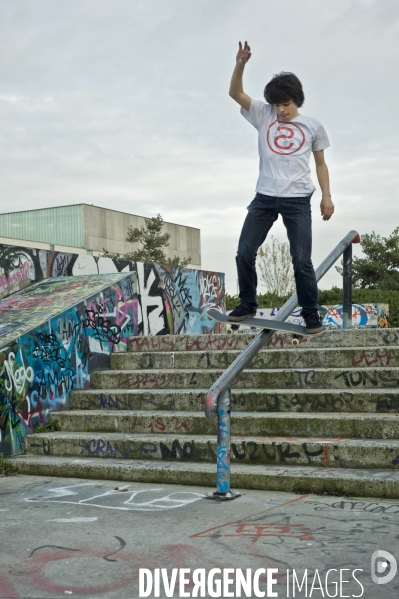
[0,273,137,457]
[227,304,389,332]
[321,304,389,329]
[0,243,225,336]
[0,256,225,457]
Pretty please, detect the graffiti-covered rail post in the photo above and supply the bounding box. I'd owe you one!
[208,388,241,501]
[342,244,353,330]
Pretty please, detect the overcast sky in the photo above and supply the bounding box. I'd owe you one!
[1,0,398,294]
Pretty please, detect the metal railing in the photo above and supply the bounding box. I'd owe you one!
[205,229,360,499]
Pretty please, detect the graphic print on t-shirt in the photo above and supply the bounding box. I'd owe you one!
[240,99,330,195]
[266,120,310,156]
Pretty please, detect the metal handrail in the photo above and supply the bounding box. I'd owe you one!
[205,229,360,419]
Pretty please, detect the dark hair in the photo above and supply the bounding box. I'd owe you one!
[264,72,305,107]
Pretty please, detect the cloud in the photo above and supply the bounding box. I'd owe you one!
[0,0,398,294]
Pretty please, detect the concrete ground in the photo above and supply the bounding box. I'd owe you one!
[1,475,398,599]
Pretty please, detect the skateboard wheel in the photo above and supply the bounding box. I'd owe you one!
[292,337,300,346]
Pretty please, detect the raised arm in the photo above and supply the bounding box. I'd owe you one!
[229,41,251,112]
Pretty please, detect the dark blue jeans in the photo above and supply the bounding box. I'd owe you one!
[236,193,318,317]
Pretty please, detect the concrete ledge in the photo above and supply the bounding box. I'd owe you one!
[90,367,399,391]
[126,329,399,352]
[70,387,399,413]
[53,409,399,439]
[12,456,399,499]
[111,346,399,371]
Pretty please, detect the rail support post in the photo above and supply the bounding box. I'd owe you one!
[207,387,240,501]
[342,244,353,329]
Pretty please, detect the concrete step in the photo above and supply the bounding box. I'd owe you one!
[90,367,399,390]
[111,346,399,371]
[20,329,399,500]
[53,410,399,439]
[25,431,399,469]
[12,455,399,498]
[127,334,257,353]
[70,387,399,413]
[127,328,399,352]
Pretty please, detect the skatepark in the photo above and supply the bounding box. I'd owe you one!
[1,226,399,599]
[1,230,399,501]
[2,1,399,596]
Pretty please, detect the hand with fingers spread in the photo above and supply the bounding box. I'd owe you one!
[236,41,251,65]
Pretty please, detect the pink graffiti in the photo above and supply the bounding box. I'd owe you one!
[0,260,30,289]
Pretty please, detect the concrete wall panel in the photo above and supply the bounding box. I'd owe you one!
[82,205,201,268]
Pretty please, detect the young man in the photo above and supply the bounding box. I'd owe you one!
[228,41,334,333]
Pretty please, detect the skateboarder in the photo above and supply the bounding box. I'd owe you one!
[228,41,334,333]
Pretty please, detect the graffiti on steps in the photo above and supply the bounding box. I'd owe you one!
[351,348,394,367]
[26,435,350,467]
[334,369,399,388]
[96,392,178,410]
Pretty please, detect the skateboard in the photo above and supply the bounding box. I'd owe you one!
[207,308,325,345]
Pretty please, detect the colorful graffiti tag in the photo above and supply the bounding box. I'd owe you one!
[0,245,40,299]
[227,304,389,332]
[270,304,389,329]
[321,304,389,328]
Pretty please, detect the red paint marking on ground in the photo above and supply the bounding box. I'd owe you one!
[212,522,315,543]
[0,575,20,598]
[190,493,309,538]
[24,548,142,595]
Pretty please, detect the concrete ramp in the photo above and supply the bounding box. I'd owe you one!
[0,274,127,349]
[0,273,138,458]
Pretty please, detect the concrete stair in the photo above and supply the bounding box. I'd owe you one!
[14,328,399,498]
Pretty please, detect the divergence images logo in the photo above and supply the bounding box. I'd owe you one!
[371,550,397,585]
[267,120,305,156]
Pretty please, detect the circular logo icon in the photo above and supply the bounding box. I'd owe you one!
[371,550,397,585]
[267,120,306,155]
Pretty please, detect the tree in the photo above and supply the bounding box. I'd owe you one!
[101,214,192,267]
[336,227,399,290]
[256,235,295,296]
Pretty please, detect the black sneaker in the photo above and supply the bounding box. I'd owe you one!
[228,305,257,322]
[304,312,324,334]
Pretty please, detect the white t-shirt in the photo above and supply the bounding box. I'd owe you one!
[241,99,330,197]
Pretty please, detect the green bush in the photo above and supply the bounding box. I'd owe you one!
[226,287,399,327]
[226,292,291,310]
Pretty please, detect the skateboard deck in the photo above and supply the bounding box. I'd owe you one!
[207,308,325,339]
